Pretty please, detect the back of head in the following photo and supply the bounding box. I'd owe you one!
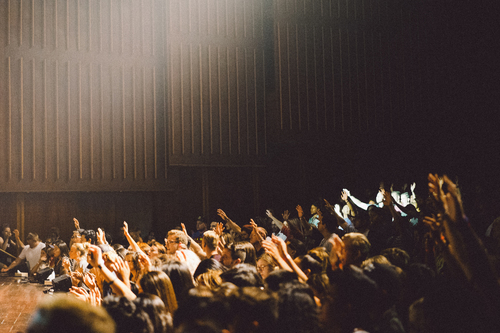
[233,241,257,266]
[27,295,115,333]
[26,232,39,242]
[321,211,338,234]
[162,260,195,306]
[193,258,225,280]
[102,295,152,333]
[265,269,299,292]
[82,229,97,244]
[134,293,172,333]
[342,233,371,267]
[380,247,410,270]
[139,270,178,314]
[220,263,264,288]
[202,230,219,251]
[227,286,278,333]
[277,280,320,333]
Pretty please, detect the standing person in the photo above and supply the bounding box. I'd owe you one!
[191,216,207,244]
[1,232,45,274]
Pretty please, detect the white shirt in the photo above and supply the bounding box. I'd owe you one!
[19,242,45,270]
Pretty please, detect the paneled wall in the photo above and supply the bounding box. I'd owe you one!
[166,0,270,166]
[274,0,423,134]
[0,0,169,191]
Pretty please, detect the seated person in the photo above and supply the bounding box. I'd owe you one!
[1,232,45,274]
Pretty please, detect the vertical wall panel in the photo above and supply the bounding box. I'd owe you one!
[0,0,169,191]
[167,0,268,166]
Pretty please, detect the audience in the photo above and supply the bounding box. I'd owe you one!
[17,174,500,332]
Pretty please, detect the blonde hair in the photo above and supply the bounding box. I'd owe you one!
[202,230,219,251]
[361,255,391,269]
[195,270,223,289]
[73,242,89,258]
[167,230,188,245]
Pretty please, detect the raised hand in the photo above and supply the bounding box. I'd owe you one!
[411,182,416,193]
[423,214,443,232]
[282,210,290,221]
[217,209,228,221]
[214,222,224,236]
[87,245,104,268]
[83,272,98,290]
[70,286,90,302]
[111,256,131,288]
[262,239,281,261]
[137,251,152,273]
[122,221,129,235]
[341,190,348,202]
[266,210,274,218]
[180,223,188,236]
[328,234,345,270]
[13,229,20,239]
[271,235,288,258]
[381,189,393,206]
[62,257,72,272]
[97,228,107,245]
[296,205,304,218]
[73,218,80,230]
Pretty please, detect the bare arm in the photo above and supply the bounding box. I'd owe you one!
[123,222,144,255]
[266,210,283,229]
[181,223,207,260]
[217,209,242,234]
[13,230,24,249]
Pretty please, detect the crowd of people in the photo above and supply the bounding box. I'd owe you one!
[1,174,499,333]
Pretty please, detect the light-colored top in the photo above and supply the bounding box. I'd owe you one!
[19,242,45,270]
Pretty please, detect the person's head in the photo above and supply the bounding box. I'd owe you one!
[27,294,115,333]
[221,242,252,268]
[112,244,127,260]
[220,263,264,288]
[125,251,141,280]
[361,255,391,269]
[48,227,60,241]
[277,280,321,333]
[166,230,187,255]
[70,230,82,246]
[286,238,306,258]
[70,242,89,260]
[265,270,299,292]
[296,255,323,278]
[380,247,410,270]
[202,230,219,252]
[134,293,173,333]
[341,233,371,268]
[307,247,330,273]
[146,241,166,260]
[196,269,223,289]
[102,295,153,333]
[317,211,337,235]
[1,224,11,239]
[256,253,277,280]
[226,286,278,333]
[352,211,370,231]
[196,216,207,232]
[26,233,40,248]
[310,204,320,216]
[162,260,195,306]
[81,229,97,245]
[249,227,267,245]
[139,270,178,315]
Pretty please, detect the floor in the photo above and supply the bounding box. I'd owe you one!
[0,274,47,333]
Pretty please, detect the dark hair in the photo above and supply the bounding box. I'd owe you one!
[139,271,178,315]
[134,293,172,333]
[82,229,97,245]
[112,244,127,260]
[162,260,195,306]
[277,280,321,333]
[102,296,153,333]
[287,238,307,257]
[232,242,257,266]
[54,240,70,258]
[298,254,323,275]
[321,211,338,234]
[380,247,410,270]
[220,264,264,288]
[193,258,225,280]
[226,287,278,333]
[265,270,299,292]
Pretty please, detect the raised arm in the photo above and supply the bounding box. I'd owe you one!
[181,223,207,260]
[87,245,136,300]
[123,221,143,254]
[324,198,350,231]
[217,209,241,234]
[296,205,312,232]
[13,229,24,249]
[266,210,283,229]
